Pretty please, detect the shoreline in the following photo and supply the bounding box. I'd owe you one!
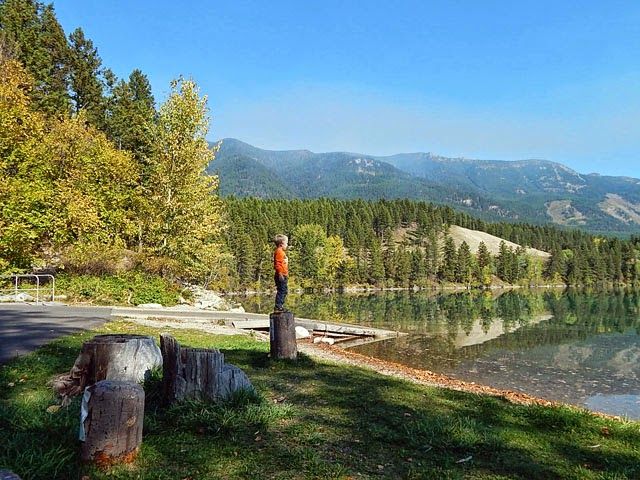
[220,283,569,297]
[297,339,628,421]
[119,313,626,422]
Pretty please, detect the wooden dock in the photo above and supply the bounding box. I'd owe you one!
[231,317,404,346]
[111,307,405,347]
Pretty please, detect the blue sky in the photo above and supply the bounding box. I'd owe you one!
[55,1,640,177]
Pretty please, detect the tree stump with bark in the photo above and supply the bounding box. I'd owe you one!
[53,334,162,400]
[80,380,144,466]
[160,334,253,404]
[269,311,298,360]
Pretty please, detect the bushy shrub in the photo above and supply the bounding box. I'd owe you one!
[56,272,182,306]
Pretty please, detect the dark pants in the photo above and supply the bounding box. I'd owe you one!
[274,274,288,310]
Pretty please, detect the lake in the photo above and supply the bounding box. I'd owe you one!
[240,289,640,419]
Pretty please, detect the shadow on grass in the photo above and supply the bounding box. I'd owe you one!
[1,330,640,479]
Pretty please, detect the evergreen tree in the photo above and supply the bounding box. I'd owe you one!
[235,232,257,285]
[0,0,70,114]
[439,235,457,283]
[546,248,566,284]
[496,241,512,282]
[68,27,105,126]
[395,247,411,286]
[368,238,385,285]
[475,241,493,287]
[477,241,492,270]
[105,69,156,166]
[455,241,473,286]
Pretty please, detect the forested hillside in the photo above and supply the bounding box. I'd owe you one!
[213,138,640,235]
[223,198,640,289]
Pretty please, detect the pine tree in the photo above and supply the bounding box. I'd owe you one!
[68,27,105,126]
[475,241,493,287]
[455,241,473,286]
[368,238,385,285]
[0,0,70,114]
[105,69,156,167]
[439,235,457,283]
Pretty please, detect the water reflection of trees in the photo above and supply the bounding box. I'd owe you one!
[358,290,640,370]
[242,289,552,332]
[240,289,640,371]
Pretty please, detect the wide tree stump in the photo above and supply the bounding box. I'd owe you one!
[269,312,298,360]
[160,334,253,404]
[80,380,144,466]
[54,334,162,399]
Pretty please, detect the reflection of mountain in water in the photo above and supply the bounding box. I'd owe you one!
[451,314,552,348]
[454,330,640,417]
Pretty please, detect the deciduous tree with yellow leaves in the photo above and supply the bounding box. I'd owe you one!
[144,78,225,281]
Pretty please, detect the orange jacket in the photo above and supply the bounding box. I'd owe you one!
[274,246,289,275]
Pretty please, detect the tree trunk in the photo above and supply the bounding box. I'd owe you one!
[53,334,162,400]
[80,380,144,466]
[160,334,253,404]
[270,312,298,360]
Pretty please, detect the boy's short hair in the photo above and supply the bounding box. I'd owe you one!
[274,234,288,246]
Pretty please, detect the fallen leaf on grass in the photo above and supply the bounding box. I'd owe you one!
[46,405,61,413]
[7,382,15,387]
[456,456,473,464]
[588,444,601,449]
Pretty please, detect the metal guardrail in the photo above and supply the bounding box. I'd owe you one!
[0,274,55,303]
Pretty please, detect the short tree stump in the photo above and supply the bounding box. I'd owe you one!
[80,380,145,466]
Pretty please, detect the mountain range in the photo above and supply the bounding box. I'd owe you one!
[208,138,640,235]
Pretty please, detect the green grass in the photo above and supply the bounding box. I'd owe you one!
[1,321,639,479]
[55,273,183,305]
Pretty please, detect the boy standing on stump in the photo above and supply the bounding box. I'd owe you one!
[273,234,289,313]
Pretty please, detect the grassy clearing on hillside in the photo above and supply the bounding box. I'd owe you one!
[1,321,639,479]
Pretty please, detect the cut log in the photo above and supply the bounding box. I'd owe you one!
[269,312,297,360]
[160,334,253,404]
[80,380,144,466]
[82,334,162,384]
[54,334,162,400]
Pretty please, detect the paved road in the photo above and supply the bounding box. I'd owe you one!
[0,304,398,364]
[0,304,112,364]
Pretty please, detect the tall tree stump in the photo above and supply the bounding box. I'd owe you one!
[54,334,162,399]
[269,312,298,360]
[160,334,253,404]
[80,380,144,466]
